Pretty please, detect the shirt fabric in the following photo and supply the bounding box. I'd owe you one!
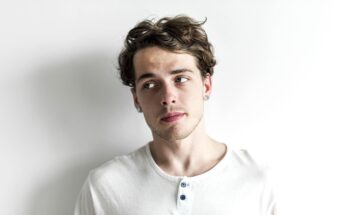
[74,142,276,215]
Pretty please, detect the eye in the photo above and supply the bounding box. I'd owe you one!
[142,82,157,89]
[175,76,189,83]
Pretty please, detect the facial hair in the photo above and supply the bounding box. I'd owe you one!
[146,111,204,142]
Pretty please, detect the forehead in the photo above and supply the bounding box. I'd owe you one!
[133,46,198,76]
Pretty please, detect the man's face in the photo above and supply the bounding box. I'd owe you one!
[131,46,212,141]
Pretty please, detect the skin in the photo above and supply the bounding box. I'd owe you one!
[131,46,227,177]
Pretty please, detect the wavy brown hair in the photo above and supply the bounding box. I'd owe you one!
[118,15,216,88]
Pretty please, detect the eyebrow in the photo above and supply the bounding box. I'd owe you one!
[136,69,194,84]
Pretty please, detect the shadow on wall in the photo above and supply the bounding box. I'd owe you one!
[29,160,97,215]
[29,52,134,149]
[27,51,141,215]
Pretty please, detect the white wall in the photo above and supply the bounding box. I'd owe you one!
[1,0,342,214]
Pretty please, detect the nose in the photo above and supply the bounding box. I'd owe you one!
[160,83,176,106]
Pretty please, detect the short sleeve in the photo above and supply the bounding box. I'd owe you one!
[261,167,277,215]
[74,176,96,215]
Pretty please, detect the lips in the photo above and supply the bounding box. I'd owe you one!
[161,112,185,123]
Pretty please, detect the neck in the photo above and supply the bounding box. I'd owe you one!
[149,122,226,177]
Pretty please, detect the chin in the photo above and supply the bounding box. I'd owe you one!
[157,132,189,142]
[149,114,203,141]
[152,124,194,141]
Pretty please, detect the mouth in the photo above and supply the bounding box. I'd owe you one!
[161,112,185,123]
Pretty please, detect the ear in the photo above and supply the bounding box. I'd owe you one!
[130,88,141,111]
[203,74,212,97]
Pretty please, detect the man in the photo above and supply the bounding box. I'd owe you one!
[74,15,276,215]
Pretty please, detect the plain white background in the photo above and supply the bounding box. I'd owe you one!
[1,0,342,214]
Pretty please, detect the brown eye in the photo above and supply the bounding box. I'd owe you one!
[175,76,189,83]
[143,82,156,89]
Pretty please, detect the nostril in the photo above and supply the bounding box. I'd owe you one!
[161,99,176,106]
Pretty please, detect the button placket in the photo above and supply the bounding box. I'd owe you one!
[176,177,193,214]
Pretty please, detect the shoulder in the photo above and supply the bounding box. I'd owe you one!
[228,146,273,183]
[87,144,148,187]
[231,147,277,214]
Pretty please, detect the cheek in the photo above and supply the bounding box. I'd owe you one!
[184,87,203,100]
[141,96,157,107]
[137,93,153,104]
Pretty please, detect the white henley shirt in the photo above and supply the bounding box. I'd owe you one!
[74,142,276,215]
